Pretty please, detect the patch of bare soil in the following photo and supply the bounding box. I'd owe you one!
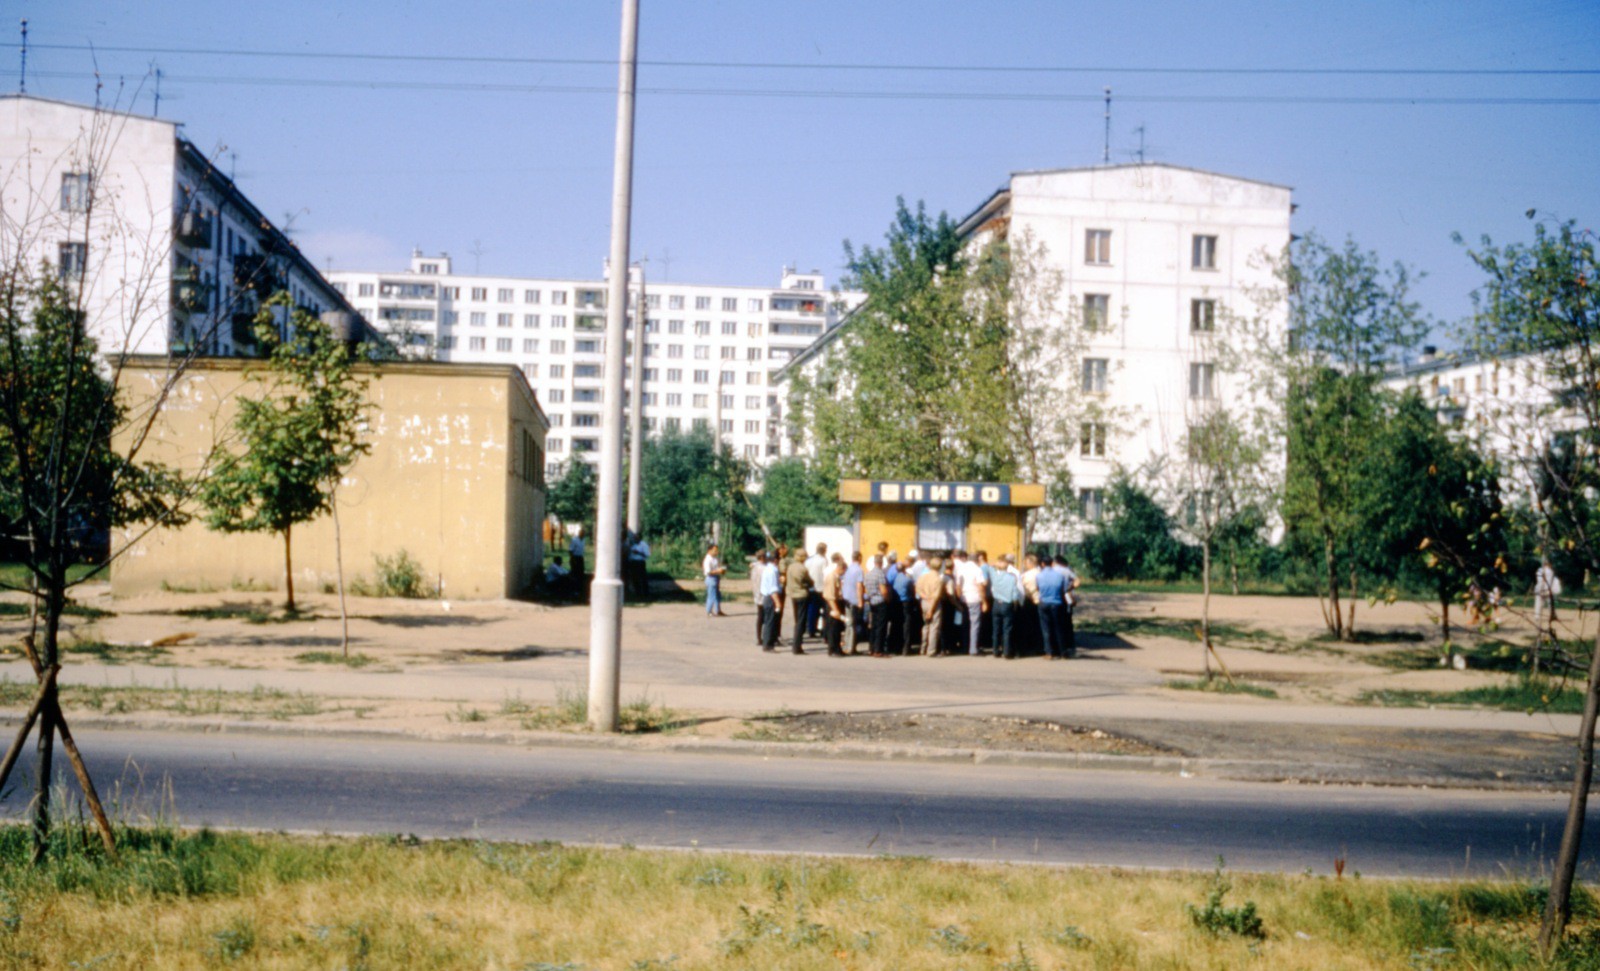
[736,711,1178,756]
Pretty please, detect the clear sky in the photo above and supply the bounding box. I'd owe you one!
[15,1,1599,332]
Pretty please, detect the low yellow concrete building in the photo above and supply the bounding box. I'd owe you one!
[113,357,549,599]
[838,479,1045,561]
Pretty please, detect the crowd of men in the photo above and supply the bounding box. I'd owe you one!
[740,542,1080,659]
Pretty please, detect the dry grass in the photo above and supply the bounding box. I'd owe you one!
[1,826,1597,969]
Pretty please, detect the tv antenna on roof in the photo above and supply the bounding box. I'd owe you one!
[1133,124,1146,163]
[469,238,486,274]
[18,19,27,94]
[1102,86,1112,164]
[153,65,163,117]
[658,246,674,281]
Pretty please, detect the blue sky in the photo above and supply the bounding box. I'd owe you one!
[16,0,1599,332]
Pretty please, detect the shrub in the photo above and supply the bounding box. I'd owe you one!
[372,550,431,598]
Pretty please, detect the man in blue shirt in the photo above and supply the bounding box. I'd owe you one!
[758,550,784,651]
[891,554,917,655]
[1035,562,1069,660]
[1053,555,1079,658]
[989,554,1023,660]
[841,552,865,655]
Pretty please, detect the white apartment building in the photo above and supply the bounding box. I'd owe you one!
[0,95,366,357]
[330,252,862,477]
[1383,347,1562,504]
[778,162,1294,532]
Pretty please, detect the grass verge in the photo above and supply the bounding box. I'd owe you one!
[293,650,379,668]
[2,826,1598,970]
[0,677,341,721]
[1095,615,1295,653]
[1359,676,1586,715]
[1166,677,1280,699]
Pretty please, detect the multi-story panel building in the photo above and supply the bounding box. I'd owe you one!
[331,252,862,477]
[0,95,367,357]
[777,162,1294,535]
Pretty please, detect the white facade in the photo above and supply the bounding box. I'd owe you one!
[777,162,1294,526]
[0,95,364,358]
[330,253,862,476]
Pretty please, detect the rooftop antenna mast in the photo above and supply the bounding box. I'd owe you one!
[469,238,486,274]
[1133,124,1146,163]
[18,19,26,94]
[1102,86,1112,165]
[153,66,163,117]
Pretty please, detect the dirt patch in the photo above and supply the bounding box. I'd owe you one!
[734,711,1177,756]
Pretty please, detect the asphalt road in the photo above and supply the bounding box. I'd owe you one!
[3,728,1594,879]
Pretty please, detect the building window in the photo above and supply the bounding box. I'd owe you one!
[58,242,87,281]
[498,288,514,302]
[443,286,460,299]
[496,338,512,352]
[666,393,682,407]
[667,344,684,359]
[523,363,538,379]
[643,368,658,381]
[575,364,602,379]
[721,346,737,360]
[721,321,737,335]
[695,296,711,310]
[692,418,709,432]
[419,262,438,274]
[548,438,564,453]
[748,322,763,338]
[745,420,761,433]
[1085,229,1112,265]
[667,369,683,383]
[576,339,600,354]
[468,336,486,351]
[1080,422,1107,458]
[358,282,375,297]
[443,311,459,326]
[721,394,735,409]
[747,348,761,361]
[693,369,710,384]
[547,339,566,355]
[439,336,457,350]
[524,289,541,304]
[746,372,762,385]
[644,319,660,333]
[1192,234,1218,270]
[551,291,568,305]
[720,370,735,385]
[497,313,513,327]
[524,314,539,328]
[549,364,565,378]
[693,345,710,360]
[471,287,488,301]
[668,295,684,309]
[574,388,601,403]
[548,414,563,427]
[1083,293,1109,330]
[746,396,761,410]
[643,343,658,357]
[1079,488,1105,522]
[720,419,734,433]
[470,312,486,327]
[1191,299,1216,333]
[694,320,710,336]
[917,506,967,552]
[573,438,598,453]
[721,297,737,312]
[646,293,661,309]
[1081,357,1108,393]
[573,413,600,427]
[60,172,91,212]
[550,315,567,328]
[747,298,763,312]
[745,444,759,458]
[692,394,709,408]
[1189,362,1215,399]
[668,319,684,334]
[547,389,565,403]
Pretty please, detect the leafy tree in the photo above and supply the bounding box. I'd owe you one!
[547,459,597,535]
[757,458,848,547]
[1277,234,1429,641]
[1366,392,1506,652]
[788,199,1013,482]
[1464,216,1600,953]
[201,295,371,612]
[1077,476,1196,582]
[0,271,190,860]
[639,426,758,552]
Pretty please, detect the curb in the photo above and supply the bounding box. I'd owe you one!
[44,712,1569,793]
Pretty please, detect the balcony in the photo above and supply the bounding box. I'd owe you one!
[575,314,605,332]
[233,253,285,295]
[172,268,214,313]
[174,210,213,248]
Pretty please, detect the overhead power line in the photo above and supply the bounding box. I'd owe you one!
[8,41,1600,77]
[28,69,1600,106]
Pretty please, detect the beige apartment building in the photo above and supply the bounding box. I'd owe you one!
[112,357,549,599]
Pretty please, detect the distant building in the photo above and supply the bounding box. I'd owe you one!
[777,163,1294,532]
[329,252,862,478]
[0,94,371,358]
[112,357,549,599]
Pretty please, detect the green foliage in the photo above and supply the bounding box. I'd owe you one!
[639,427,759,552]
[1186,862,1266,940]
[756,459,847,545]
[200,295,371,609]
[372,549,431,598]
[546,460,596,533]
[1078,476,1197,581]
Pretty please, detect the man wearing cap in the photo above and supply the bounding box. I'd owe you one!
[785,548,814,654]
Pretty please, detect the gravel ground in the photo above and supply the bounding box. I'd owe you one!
[737,711,1180,756]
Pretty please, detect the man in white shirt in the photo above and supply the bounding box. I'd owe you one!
[568,531,585,579]
[804,543,829,638]
[758,552,783,650]
[953,550,987,656]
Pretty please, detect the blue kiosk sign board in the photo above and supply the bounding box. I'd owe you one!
[869,481,1012,506]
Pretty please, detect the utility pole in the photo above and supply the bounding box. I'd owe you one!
[626,262,645,537]
[588,0,640,733]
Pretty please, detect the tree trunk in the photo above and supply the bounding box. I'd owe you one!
[1323,535,1344,639]
[1230,557,1240,597]
[1539,624,1600,955]
[283,523,296,613]
[1439,594,1451,662]
[30,583,63,863]
[1344,564,1359,642]
[1202,538,1213,684]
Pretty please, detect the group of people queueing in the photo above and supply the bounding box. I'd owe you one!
[726,541,1080,659]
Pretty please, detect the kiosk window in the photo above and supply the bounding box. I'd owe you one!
[916,506,967,553]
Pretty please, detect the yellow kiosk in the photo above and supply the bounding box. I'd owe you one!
[838,479,1045,560]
